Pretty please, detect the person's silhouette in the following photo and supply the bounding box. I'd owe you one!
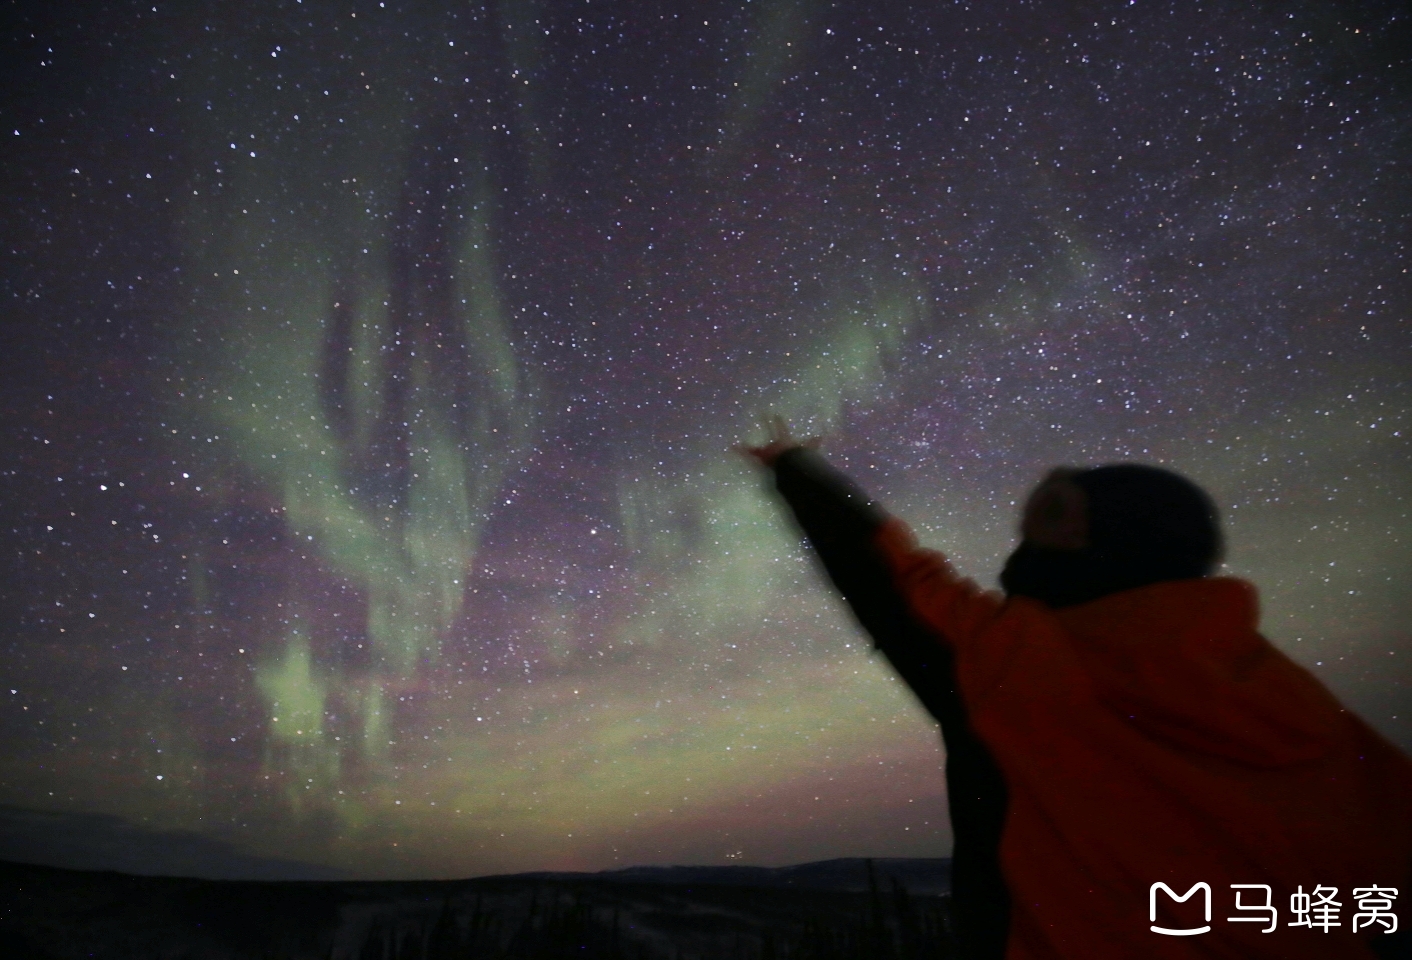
[739,417,1412,960]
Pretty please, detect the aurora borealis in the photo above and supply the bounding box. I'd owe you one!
[2,0,1409,881]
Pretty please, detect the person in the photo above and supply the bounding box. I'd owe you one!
[738,417,1412,960]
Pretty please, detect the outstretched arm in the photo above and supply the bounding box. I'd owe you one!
[737,416,982,723]
[737,420,1012,960]
[743,429,967,729]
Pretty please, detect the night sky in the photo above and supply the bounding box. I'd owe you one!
[2,0,1409,881]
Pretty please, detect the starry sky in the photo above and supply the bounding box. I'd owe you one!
[2,0,1409,882]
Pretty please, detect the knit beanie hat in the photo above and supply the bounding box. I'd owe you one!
[1073,464,1223,583]
[1000,464,1222,608]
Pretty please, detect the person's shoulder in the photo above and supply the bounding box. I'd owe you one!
[871,517,1009,637]
[1057,576,1258,632]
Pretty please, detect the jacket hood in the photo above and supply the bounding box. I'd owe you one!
[1054,577,1337,767]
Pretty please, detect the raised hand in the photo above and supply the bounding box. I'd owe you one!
[733,414,821,469]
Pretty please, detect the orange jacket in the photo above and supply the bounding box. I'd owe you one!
[874,516,1412,959]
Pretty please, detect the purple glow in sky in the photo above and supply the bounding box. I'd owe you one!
[1,0,1408,880]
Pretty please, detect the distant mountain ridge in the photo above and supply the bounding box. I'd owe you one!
[515,856,952,895]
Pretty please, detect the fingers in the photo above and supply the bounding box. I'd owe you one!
[771,413,791,442]
[734,414,823,467]
[734,442,783,470]
[758,413,789,446]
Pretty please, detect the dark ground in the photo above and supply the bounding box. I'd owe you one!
[0,857,956,959]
